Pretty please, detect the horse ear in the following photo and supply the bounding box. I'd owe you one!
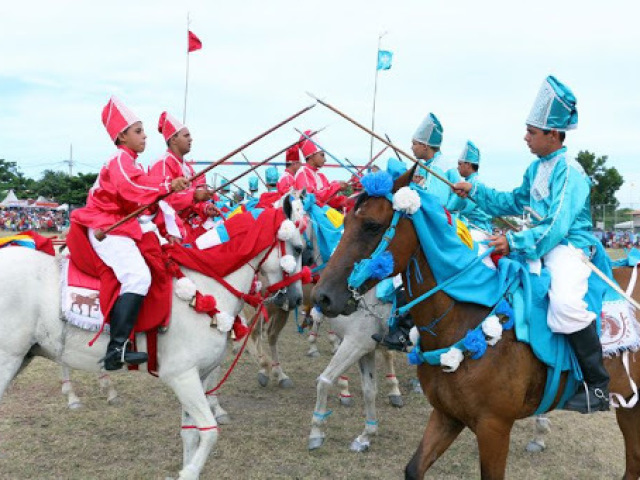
[392,163,417,193]
[283,194,293,219]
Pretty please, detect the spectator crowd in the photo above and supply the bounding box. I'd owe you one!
[1,208,68,232]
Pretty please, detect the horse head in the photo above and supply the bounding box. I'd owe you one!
[282,189,315,267]
[260,196,306,311]
[312,165,419,317]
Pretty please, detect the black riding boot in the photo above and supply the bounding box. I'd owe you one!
[103,293,148,371]
[372,312,414,352]
[564,321,610,414]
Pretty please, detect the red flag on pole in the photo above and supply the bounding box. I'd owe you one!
[188,30,202,53]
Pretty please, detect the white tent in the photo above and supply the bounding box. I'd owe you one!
[56,203,69,211]
[614,220,634,230]
[0,189,27,207]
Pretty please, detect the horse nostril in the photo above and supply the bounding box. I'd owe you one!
[317,292,332,311]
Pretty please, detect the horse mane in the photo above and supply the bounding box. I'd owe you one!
[392,162,417,193]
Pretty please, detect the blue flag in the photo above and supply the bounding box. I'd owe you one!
[377,50,393,71]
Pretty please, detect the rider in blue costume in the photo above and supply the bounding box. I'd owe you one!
[265,166,279,192]
[454,76,609,414]
[447,141,493,234]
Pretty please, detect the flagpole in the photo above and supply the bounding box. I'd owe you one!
[369,31,387,164]
[183,13,190,123]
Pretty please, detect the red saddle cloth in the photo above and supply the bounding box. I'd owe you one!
[66,223,172,333]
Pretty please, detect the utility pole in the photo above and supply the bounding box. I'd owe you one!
[63,143,73,176]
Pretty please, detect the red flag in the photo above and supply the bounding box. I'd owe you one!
[188,30,202,53]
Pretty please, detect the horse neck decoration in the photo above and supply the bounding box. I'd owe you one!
[0,202,304,480]
[313,167,640,480]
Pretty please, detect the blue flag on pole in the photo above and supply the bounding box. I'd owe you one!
[377,50,393,70]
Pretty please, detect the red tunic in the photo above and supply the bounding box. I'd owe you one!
[148,150,205,212]
[294,164,345,209]
[277,169,295,195]
[72,146,170,240]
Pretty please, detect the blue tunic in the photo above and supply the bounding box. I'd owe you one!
[472,147,597,260]
[448,172,493,233]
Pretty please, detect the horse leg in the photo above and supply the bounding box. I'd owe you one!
[475,417,513,480]
[306,319,321,358]
[247,316,271,387]
[164,368,219,480]
[405,408,465,479]
[202,367,231,425]
[381,349,403,408]
[309,339,370,450]
[525,415,550,453]
[60,365,82,409]
[616,403,640,479]
[268,311,293,388]
[350,350,378,452]
[0,350,28,401]
[97,371,119,405]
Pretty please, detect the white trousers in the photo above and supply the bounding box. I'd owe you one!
[543,244,595,334]
[88,229,152,296]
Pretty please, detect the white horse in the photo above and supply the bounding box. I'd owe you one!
[308,287,403,452]
[0,206,304,479]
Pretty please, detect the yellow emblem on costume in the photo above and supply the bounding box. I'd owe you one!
[456,219,474,249]
[225,206,244,219]
[0,234,34,247]
[325,207,344,228]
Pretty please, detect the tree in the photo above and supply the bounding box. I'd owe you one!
[0,159,37,197]
[34,170,97,206]
[575,150,624,207]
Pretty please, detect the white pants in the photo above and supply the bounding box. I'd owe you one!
[543,244,595,334]
[88,229,151,296]
[469,228,495,270]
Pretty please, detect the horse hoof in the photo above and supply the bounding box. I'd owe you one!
[107,396,121,406]
[308,437,325,450]
[306,350,320,358]
[216,414,231,425]
[389,395,404,408]
[68,402,82,410]
[350,438,370,452]
[258,372,269,387]
[339,396,354,407]
[279,378,294,389]
[525,440,545,453]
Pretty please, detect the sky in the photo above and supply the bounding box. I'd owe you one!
[1,0,639,207]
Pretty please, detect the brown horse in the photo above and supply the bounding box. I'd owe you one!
[312,167,640,479]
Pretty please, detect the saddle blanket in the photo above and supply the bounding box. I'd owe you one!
[60,256,107,332]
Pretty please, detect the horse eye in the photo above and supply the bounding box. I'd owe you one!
[363,220,383,235]
[293,245,303,257]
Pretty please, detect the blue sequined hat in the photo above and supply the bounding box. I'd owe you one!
[265,166,279,185]
[526,75,578,131]
[412,113,443,147]
[458,141,480,165]
[219,177,231,191]
[248,176,259,191]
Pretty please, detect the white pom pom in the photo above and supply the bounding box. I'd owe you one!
[280,254,297,274]
[253,280,263,292]
[440,347,464,373]
[215,312,235,333]
[392,187,421,214]
[482,315,503,346]
[310,305,324,323]
[174,277,197,301]
[409,326,419,347]
[277,220,297,241]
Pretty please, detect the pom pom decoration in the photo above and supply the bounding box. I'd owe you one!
[280,254,297,274]
[361,171,393,197]
[407,346,423,365]
[463,329,488,360]
[495,299,515,330]
[193,292,218,316]
[300,266,312,284]
[392,187,421,214]
[232,316,250,340]
[175,277,197,301]
[215,312,235,333]
[409,326,419,347]
[277,219,297,241]
[368,251,395,280]
[440,347,464,372]
[482,315,503,346]
[310,305,324,323]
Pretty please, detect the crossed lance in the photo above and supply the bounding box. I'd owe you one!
[307,93,640,311]
[94,103,319,241]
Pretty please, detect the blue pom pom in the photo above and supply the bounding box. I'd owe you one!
[368,251,394,280]
[463,329,487,360]
[495,299,514,330]
[361,171,393,197]
[407,346,423,365]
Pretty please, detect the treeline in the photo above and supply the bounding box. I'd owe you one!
[0,159,97,206]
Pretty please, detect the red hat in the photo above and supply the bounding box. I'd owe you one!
[298,130,321,159]
[158,111,186,141]
[101,96,140,143]
[285,145,301,164]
